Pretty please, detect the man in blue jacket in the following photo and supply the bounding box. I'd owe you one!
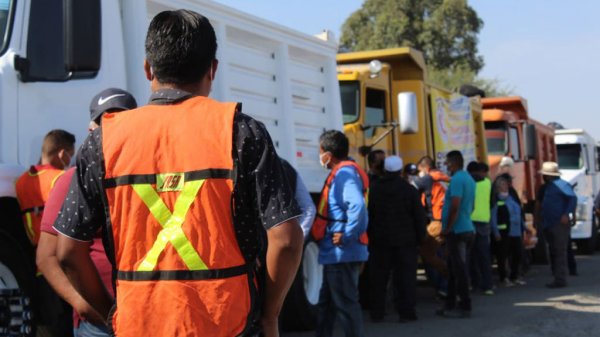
[314,130,368,337]
[539,162,577,288]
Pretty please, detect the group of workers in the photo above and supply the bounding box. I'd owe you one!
[11,8,581,337]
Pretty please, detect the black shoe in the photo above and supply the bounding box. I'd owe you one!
[399,313,418,323]
[569,271,578,276]
[545,282,566,289]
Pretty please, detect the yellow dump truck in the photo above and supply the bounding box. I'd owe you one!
[337,47,487,169]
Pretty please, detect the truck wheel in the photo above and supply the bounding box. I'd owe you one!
[280,241,323,331]
[0,234,36,337]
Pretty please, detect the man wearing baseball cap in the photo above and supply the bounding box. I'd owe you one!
[368,155,426,322]
[537,161,577,288]
[36,88,136,337]
[89,88,138,130]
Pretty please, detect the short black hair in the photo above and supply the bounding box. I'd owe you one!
[466,161,479,173]
[319,130,349,159]
[418,155,435,168]
[479,162,489,173]
[42,129,76,157]
[367,149,385,167]
[446,150,464,169]
[145,10,217,85]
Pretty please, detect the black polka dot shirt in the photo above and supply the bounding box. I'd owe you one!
[53,89,301,262]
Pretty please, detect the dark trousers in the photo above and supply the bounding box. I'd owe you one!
[568,236,578,274]
[445,232,474,311]
[545,223,570,285]
[368,246,418,319]
[470,231,493,291]
[495,233,523,281]
[316,262,365,337]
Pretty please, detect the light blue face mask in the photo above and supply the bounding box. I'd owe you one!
[498,192,509,200]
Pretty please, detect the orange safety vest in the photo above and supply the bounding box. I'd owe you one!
[311,161,369,245]
[15,165,64,245]
[102,97,254,337]
[421,169,450,221]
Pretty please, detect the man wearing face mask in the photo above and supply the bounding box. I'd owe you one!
[15,129,75,246]
[14,129,75,335]
[311,130,368,337]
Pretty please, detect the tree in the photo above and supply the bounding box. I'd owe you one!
[427,65,515,97]
[340,0,484,73]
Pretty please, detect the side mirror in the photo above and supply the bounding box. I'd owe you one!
[524,123,538,160]
[398,92,418,134]
[64,0,101,73]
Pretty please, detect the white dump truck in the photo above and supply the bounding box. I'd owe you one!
[555,128,600,254]
[0,0,340,334]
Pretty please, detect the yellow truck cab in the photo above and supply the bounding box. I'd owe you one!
[337,47,487,170]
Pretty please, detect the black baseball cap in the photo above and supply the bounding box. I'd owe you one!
[89,88,137,122]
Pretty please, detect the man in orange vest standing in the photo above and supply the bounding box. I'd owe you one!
[312,130,368,337]
[16,129,75,247]
[54,9,303,337]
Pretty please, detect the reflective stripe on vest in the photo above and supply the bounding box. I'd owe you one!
[311,161,369,244]
[132,179,208,271]
[497,223,508,230]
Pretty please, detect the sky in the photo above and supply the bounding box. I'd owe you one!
[215,0,600,140]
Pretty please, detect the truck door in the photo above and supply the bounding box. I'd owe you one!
[362,87,391,167]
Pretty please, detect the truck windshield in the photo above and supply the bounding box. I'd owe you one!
[557,144,584,169]
[484,122,507,155]
[340,81,360,124]
[0,0,13,54]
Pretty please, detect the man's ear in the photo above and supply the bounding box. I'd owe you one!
[210,59,219,81]
[144,59,153,81]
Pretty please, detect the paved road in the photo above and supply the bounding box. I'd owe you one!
[283,254,600,337]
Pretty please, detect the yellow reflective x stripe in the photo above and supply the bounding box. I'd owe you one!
[24,212,35,242]
[132,180,208,272]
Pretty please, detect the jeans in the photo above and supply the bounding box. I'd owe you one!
[470,231,493,290]
[316,262,365,337]
[368,246,417,319]
[445,232,474,311]
[73,321,110,337]
[545,223,570,285]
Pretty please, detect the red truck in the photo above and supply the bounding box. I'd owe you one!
[482,96,556,262]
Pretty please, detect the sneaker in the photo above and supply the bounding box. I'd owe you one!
[503,279,514,287]
[512,279,527,286]
[483,289,495,296]
[545,282,566,289]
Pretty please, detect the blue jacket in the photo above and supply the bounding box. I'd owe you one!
[318,165,369,265]
[541,178,577,229]
[491,195,524,237]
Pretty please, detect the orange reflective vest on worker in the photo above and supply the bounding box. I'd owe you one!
[421,169,450,221]
[101,97,254,337]
[311,160,369,245]
[15,165,64,245]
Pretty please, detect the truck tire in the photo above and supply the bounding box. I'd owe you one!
[280,241,323,332]
[0,233,36,337]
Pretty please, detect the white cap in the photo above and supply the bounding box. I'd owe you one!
[499,156,515,168]
[384,155,403,173]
